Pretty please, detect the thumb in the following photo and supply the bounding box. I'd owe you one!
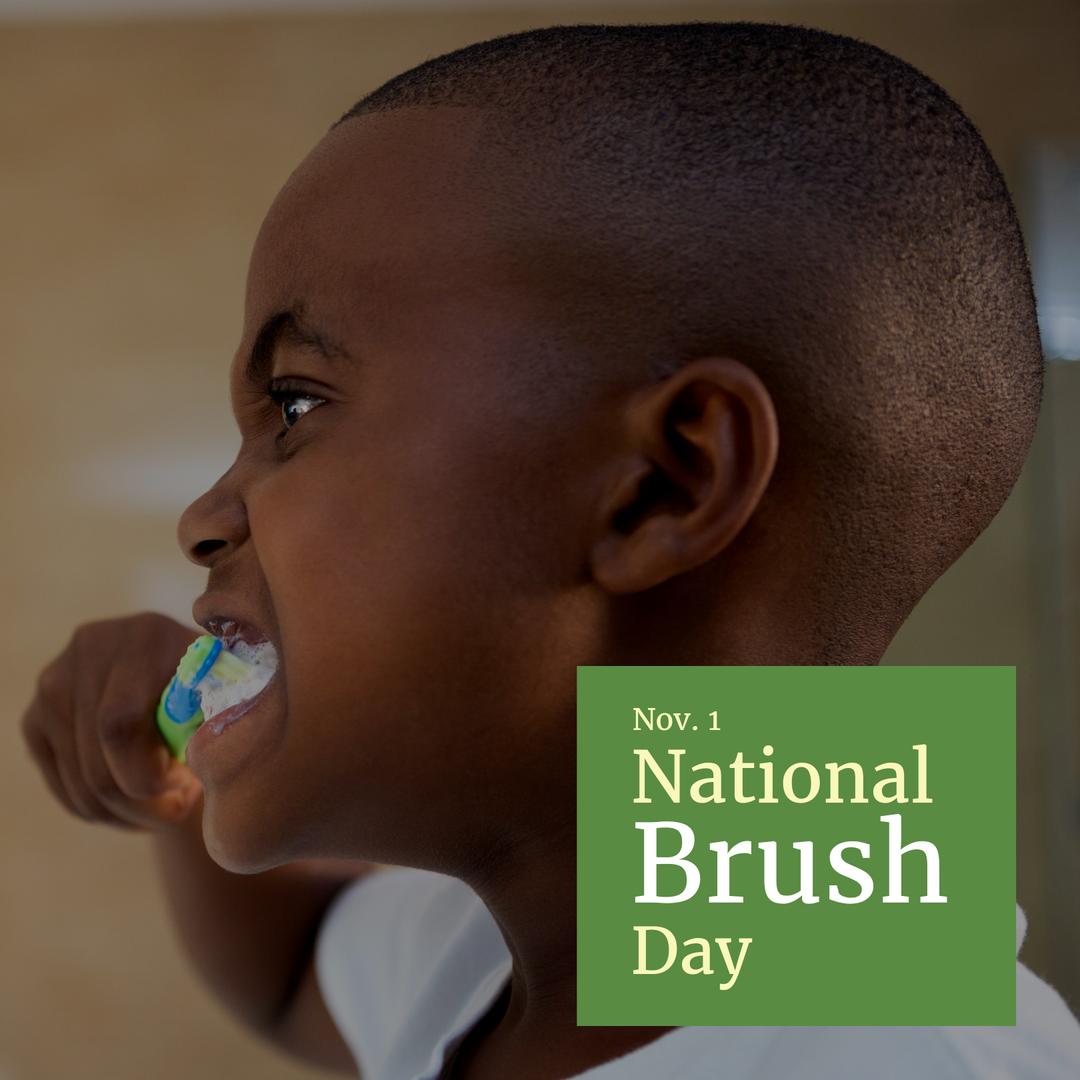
[156,763,204,821]
[161,758,199,791]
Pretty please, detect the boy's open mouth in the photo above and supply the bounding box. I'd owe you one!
[198,637,280,735]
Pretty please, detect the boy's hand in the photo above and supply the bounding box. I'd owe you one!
[20,611,205,831]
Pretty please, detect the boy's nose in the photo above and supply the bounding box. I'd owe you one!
[177,478,249,568]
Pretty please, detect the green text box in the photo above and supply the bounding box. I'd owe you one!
[576,666,1015,1026]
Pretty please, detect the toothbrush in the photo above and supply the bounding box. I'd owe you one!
[155,635,253,763]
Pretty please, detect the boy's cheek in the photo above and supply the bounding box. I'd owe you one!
[248,442,562,722]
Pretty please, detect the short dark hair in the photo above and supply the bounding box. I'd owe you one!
[334,22,1044,657]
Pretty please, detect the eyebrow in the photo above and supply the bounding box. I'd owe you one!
[243,306,351,387]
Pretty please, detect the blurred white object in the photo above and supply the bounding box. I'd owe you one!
[1028,142,1080,361]
[129,557,206,625]
[72,443,238,515]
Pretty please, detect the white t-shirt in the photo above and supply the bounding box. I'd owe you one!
[315,865,1080,1080]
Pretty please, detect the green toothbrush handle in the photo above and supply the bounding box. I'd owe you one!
[155,680,204,765]
[155,634,220,764]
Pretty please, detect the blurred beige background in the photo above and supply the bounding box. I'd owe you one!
[3,1,1080,1077]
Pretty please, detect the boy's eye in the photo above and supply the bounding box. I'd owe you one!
[266,378,327,443]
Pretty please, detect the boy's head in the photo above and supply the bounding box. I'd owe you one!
[178,23,1044,873]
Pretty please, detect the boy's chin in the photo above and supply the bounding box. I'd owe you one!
[198,796,302,875]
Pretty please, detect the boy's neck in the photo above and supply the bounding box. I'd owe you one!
[454,818,681,1080]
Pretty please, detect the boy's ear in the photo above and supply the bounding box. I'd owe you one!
[589,357,778,594]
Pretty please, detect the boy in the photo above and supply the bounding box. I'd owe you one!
[21,21,1080,1080]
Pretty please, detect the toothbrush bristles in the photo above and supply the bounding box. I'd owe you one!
[207,647,253,684]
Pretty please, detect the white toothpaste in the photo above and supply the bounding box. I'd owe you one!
[198,639,279,721]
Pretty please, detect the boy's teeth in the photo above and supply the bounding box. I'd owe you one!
[204,615,270,650]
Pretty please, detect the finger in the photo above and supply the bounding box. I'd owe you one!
[46,635,147,827]
[24,653,104,822]
[21,699,83,820]
[34,653,71,715]
[33,729,142,830]
[44,698,128,824]
[73,700,171,830]
[96,648,185,801]
[62,625,156,826]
